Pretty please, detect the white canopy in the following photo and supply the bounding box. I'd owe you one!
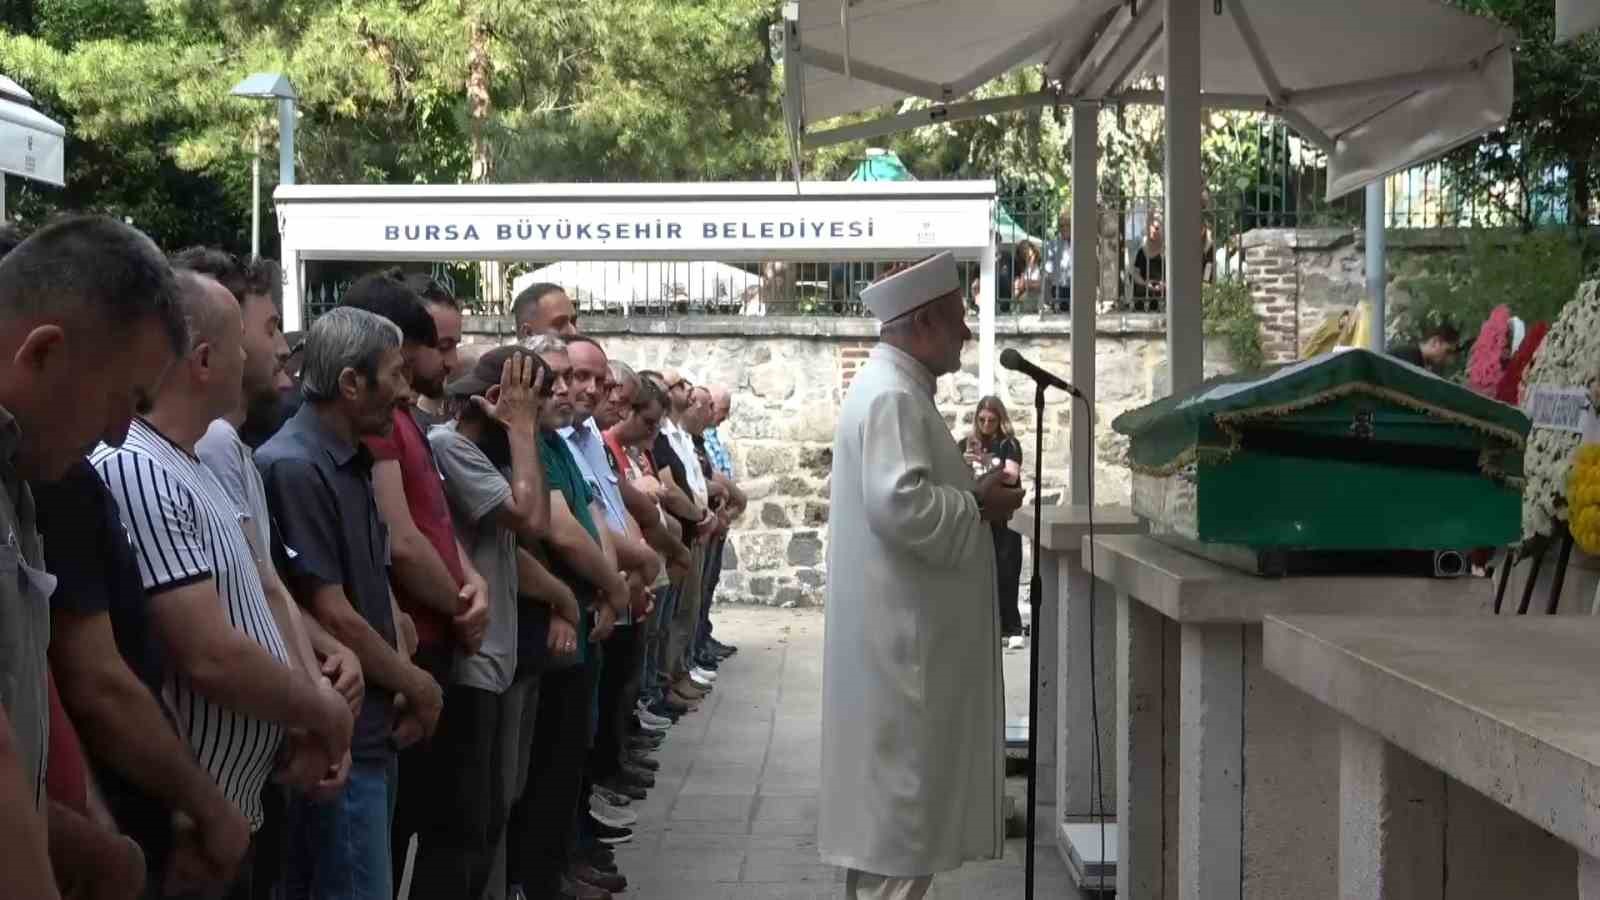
[0,76,65,188]
[510,259,764,315]
[1558,0,1600,41]
[787,0,1513,199]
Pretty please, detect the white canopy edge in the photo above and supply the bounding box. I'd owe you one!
[785,0,1514,200]
[1558,0,1600,41]
[0,94,66,187]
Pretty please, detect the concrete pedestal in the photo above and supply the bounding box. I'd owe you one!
[1011,505,1141,889]
[1086,535,1490,900]
[1268,615,1600,899]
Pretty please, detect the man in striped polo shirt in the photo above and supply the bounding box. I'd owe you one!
[94,270,356,897]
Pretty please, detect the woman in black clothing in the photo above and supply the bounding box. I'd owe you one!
[964,396,1026,648]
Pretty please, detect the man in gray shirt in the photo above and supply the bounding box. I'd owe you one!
[422,346,551,899]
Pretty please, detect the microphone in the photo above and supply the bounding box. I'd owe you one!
[999,348,1082,398]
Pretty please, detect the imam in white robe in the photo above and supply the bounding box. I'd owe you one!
[818,342,1005,878]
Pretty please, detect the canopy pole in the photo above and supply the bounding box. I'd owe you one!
[1,173,6,223]
[1165,0,1204,395]
[1366,181,1387,353]
[1070,102,1098,503]
[979,222,996,397]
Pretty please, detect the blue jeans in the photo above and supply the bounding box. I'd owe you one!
[284,757,398,900]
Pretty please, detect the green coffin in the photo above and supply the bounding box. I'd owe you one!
[1115,349,1529,551]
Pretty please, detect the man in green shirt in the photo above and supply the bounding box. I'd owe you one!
[507,334,630,900]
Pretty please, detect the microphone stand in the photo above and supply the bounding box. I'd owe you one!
[1024,380,1045,900]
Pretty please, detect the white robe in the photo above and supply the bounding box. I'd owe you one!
[818,343,1005,878]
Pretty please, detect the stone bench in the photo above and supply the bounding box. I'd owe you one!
[1083,534,1489,899]
[1009,506,1141,887]
[1265,614,1600,899]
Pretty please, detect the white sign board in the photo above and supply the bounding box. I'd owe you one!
[1524,385,1593,434]
[0,97,65,187]
[275,183,994,263]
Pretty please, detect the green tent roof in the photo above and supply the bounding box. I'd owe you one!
[847,150,1039,244]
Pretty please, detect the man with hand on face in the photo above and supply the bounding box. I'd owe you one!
[421,347,551,899]
[257,307,443,900]
[820,253,1024,900]
[92,269,356,899]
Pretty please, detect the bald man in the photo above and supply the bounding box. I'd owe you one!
[92,271,354,897]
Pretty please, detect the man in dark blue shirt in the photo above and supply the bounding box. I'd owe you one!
[257,307,444,900]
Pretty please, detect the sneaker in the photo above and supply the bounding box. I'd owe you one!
[689,669,715,689]
[1007,635,1026,651]
[695,654,721,670]
[627,734,664,751]
[710,639,737,656]
[589,795,638,828]
[593,784,633,808]
[660,693,694,713]
[593,820,634,845]
[691,666,718,683]
[637,708,673,730]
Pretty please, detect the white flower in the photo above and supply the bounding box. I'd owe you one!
[1521,280,1600,541]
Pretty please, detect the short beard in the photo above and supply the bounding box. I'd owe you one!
[242,389,287,437]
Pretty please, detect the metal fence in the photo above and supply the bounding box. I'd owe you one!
[302,119,1588,322]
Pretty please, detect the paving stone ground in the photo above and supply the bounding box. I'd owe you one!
[611,604,1082,900]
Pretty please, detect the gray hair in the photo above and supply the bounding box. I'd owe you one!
[522,333,568,356]
[609,360,639,392]
[301,307,403,403]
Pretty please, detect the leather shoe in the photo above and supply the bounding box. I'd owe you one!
[675,678,709,697]
[620,763,656,787]
[558,874,611,899]
[602,776,647,801]
[571,863,627,894]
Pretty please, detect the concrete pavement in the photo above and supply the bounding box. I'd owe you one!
[612,604,1081,899]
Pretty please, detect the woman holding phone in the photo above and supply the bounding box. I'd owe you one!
[964,396,1026,649]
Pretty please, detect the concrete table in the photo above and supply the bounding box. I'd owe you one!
[1266,615,1600,900]
[1083,534,1491,900]
[1010,505,1142,887]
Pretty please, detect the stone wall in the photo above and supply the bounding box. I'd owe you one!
[465,315,1234,606]
[1241,227,1550,362]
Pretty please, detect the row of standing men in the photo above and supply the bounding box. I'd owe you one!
[0,213,746,900]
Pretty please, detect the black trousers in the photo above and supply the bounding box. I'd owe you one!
[507,660,596,897]
[389,644,454,890]
[406,683,504,900]
[994,525,1024,636]
[591,625,642,782]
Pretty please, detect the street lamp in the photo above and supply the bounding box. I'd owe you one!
[229,73,298,259]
